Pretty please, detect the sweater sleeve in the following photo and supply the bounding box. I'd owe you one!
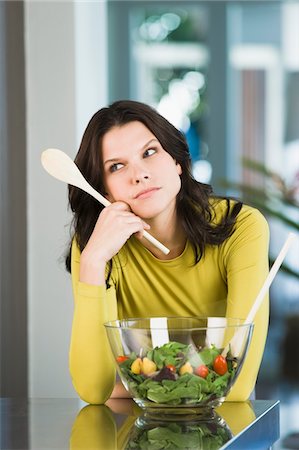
[69,239,118,404]
[222,206,270,401]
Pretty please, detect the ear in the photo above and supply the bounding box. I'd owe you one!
[176,162,182,175]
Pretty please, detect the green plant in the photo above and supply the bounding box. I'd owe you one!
[222,158,299,279]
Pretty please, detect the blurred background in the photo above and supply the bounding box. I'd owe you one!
[0,1,299,448]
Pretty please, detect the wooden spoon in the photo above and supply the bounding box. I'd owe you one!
[41,148,170,255]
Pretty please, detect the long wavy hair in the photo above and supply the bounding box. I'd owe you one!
[65,100,242,275]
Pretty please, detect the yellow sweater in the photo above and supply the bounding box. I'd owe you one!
[69,201,269,404]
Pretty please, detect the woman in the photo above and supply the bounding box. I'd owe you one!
[67,100,269,404]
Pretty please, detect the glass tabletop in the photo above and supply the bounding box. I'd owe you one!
[0,398,279,449]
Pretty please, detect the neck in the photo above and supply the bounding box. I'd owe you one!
[140,210,186,260]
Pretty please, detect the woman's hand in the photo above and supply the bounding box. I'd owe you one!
[109,380,132,399]
[79,202,149,285]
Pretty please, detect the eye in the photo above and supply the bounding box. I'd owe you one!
[143,148,156,158]
[109,162,124,173]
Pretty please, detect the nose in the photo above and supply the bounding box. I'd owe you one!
[130,163,150,184]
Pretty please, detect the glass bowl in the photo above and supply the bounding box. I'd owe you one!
[104,317,253,417]
[125,414,233,449]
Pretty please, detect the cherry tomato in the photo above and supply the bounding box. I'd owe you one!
[213,355,228,375]
[116,355,129,364]
[166,364,176,373]
[195,364,209,378]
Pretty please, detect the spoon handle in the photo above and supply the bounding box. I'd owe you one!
[83,183,111,207]
[142,230,170,254]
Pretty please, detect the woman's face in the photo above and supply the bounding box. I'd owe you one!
[101,121,182,220]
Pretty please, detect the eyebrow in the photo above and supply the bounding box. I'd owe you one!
[103,138,159,166]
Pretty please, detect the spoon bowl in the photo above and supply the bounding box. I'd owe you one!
[41,148,110,206]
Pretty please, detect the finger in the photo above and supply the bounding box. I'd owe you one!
[109,201,131,212]
[142,221,150,230]
[116,212,150,229]
[122,217,150,231]
[135,230,145,240]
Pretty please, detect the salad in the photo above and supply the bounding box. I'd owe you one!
[116,341,238,406]
[125,420,232,449]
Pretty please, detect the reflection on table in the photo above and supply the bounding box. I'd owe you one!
[70,399,278,449]
[0,398,279,449]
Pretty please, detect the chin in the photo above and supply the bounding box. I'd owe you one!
[131,195,177,220]
[132,205,168,221]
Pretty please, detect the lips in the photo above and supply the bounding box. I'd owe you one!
[134,187,161,199]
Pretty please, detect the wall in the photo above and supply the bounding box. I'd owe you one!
[25,1,107,398]
[0,1,27,398]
